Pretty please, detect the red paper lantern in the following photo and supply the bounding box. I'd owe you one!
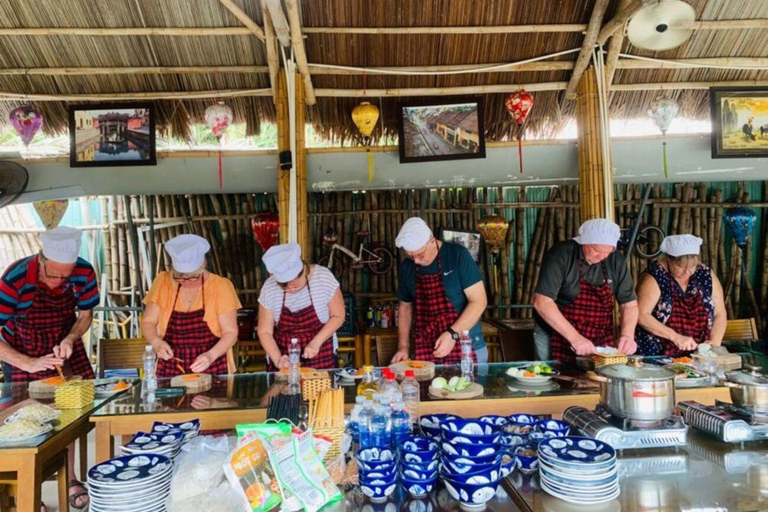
[505,90,535,174]
[251,212,280,252]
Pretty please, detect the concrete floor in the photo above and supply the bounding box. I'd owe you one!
[40,430,98,512]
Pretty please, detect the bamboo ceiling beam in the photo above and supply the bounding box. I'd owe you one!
[0,88,271,101]
[214,0,265,40]
[308,61,575,75]
[265,0,292,47]
[596,0,645,45]
[315,82,569,97]
[261,0,280,105]
[0,66,269,76]
[604,0,632,88]
[302,24,589,34]
[673,19,768,30]
[616,57,768,69]
[565,0,611,100]
[0,27,253,36]
[612,80,768,91]
[284,0,317,105]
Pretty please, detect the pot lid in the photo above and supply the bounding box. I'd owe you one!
[597,355,677,381]
[725,365,768,388]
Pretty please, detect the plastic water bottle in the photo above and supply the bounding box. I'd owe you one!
[460,330,474,380]
[358,400,375,449]
[391,401,411,445]
[401,370,421,426]
[370,405,392,448]
[142,345,157,394]
[349,396,366,443]
[381,373,401,405]
[288,338,301,386]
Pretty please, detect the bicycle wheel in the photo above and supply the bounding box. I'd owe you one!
[634,226,665,259]
[368,247,394,275]
[318,254,346,280]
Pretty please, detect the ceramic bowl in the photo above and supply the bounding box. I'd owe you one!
[534,419,570,438]
[440,440,499,459]
[420,425,442,440]
[360,466,398,482]
[478,415,509,427]
[400,467,438,481]
[401,436,439,453]
[401,476,436,498]
[440,419,499,436]
[359,458,399,473]
[358,447,396,463]
[440,429,501,445]
[442,477,500,508]
[514,445,539,474]
[401,450,439,464]
[527,432,547,446]
[507,414,540,428]
[500,453,516,478]
[401,459,439,474]
[420,414,460,430]
[440,451,500,466]
[361,480,398,503]
[500,432,529,449]
[441,459,501,479]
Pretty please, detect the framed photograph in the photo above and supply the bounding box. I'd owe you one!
[710,87,768,159]
[68,103,157,167]
[398,97,486,164]
[441,229,482,265]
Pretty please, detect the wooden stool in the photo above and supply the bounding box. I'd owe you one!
[0,449,70,512]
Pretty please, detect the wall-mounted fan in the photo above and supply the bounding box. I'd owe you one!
[627,0,696,51]
[0,161,29,208]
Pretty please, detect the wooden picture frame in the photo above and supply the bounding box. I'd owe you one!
[441,228,483,265]
[710,87,768,159]
[398,97,486,164]
[69,103,157,167]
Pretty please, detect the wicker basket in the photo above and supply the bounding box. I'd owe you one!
[593,354,629,368]
[301,375,331,402]
[55,380,95,409]
[312,426,345,462]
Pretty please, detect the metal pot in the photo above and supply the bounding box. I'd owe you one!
[722,364,768,414]
[588,355,680,422]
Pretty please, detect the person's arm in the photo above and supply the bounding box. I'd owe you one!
[0,337,64,373]
[53,310,93,359]
[391,301,413,363]
[532,293,595,355]
[611,253,639,354]
[707,271,727,346]
[140,302,174,360]
[434,282,487,358]
[303,288,345,359]
[636,274,696,352]
[618,301,639,354]
[191,309,238,373]
[257,304,288,369]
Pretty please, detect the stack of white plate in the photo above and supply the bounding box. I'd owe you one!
[537,436,619,505]
[88,454,173,512]
[151,419,200,443]
[120,431,184,459]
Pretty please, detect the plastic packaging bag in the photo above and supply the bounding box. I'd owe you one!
[170,435,234,503]
[224,435,282,512]
[166,482,244,512]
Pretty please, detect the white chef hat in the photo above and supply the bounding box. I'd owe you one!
[263,242,303,283]
[40,226,82,264]
[574,219,621,247]
[396,217,433,252]
[661,234,702,257]
[165,234,210,273]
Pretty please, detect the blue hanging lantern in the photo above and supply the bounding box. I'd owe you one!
[723,206,756,248]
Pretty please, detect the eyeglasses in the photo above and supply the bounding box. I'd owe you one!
[404,239,434,262]
[173,274,202,283]
[277,268,305,290]
[43,262,72,281]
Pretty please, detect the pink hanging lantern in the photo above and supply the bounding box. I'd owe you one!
[251,212,280,252]
[204,102,233,190]
[9,106,43,147]
[504,90,534,174]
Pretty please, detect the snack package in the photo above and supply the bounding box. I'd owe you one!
[224,436,282,512]
[236,422,292,451]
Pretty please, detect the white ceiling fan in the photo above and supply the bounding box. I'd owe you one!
[627,0,696,51]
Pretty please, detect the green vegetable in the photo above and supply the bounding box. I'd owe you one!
[448,376,460,389]
[456,377,472,391]
[431,377,448,389]
[525,362,554,375]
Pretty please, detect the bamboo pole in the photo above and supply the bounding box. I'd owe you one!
[595,0,645,45]
[284,0,317,105]
[0,89,271,101]
[603,0,631,87]
[576,67,607,220]
[276,71,290,245]
[260,0,279,104]
[315,82,568,97]
[302,24,589,35]
[309,61,576,75]
[0,27,255,36]
[0,66,269,76]
[264,0,292,47]
[214,0,266,40]
[611,80,768,91]
[565,0,611,100]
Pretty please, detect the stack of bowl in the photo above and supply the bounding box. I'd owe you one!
[501,414,540,451]
[419,414,460,440]
[399,436,439,498]
[358,447,398,503]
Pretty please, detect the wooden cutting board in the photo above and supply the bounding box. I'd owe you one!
[170,373,212,393]
[29,376,83,399]
[275,368,327,381]
[428,382,483,399]
[389,361,435,381]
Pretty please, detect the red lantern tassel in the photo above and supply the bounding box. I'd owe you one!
[518,136,523,174]
[218,149,223,190]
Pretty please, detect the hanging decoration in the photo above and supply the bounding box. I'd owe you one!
[648,98,679,180]
[723,206,756,248]
[33,199,68,229]
[251,212,280,252]
[352,101,380,183]
[504,90,534,174]
[9,106,43,147]
[204,102,234,190]
[476,215,510,255]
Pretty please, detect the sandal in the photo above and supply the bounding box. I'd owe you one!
[40,503,47,512]
[68,480,89,509]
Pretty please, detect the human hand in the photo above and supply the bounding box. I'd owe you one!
[673,335,698,352]
[153,340,174,361]
[433,331,457,359]
[390,350,409,363]
[571,336,596,356]
[303,340,322,360]
[275,355,290,369]
[53,338,74,360]
[24,354,65,374]
[190,352,215,373]
[617,336,637,355]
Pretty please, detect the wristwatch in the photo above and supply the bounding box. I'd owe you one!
[446,328,460,341]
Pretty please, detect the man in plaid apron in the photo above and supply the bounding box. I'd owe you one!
[392,218,487,365]
[533,219,639,364]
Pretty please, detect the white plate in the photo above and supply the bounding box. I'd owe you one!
[538,458,617,480]
[506,366,557,386]
[0,423,54,446]
[94,379,134,397]
[541,479,621,505]
[336,368,363,380]
[4,404,61,424]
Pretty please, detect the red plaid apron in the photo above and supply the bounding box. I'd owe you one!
[269,281,336,371]
[662,275,710,358]
[157,277,228,378]
[10,282,94,383]
[413,243,475,365]
[549,261,615,364]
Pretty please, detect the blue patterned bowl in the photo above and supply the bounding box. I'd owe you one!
[505,414,540,434]
[514,445,539,474]
[420,414,460,430]
[361,480,398,502]
[399,467,438,481]
[401,459,439,474]
[401,450,439,464]
[359,466,398,482]
[478,415,509,427]
[534,419,570,438]
[401,436,438,453]
[441,458,501,478]
[440,451,499,466]
[440,440,499,459]
[501,453,516,477]
[401,476,436,498]
[358,458,398,473]
[501,432,529,449]
[358,447,396,463]
[442,477,500,507]
[440,419,499,436]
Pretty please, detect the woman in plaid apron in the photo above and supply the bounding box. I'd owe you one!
[549,261,616,364]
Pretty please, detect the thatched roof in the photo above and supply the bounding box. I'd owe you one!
[0,0,765,142]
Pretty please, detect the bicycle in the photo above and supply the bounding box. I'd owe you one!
[318,229,394,279]
[617,213,666,259]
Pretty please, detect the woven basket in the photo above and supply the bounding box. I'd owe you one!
[302,375,331,402]
[55,380,95,409]
[593,354,629,368]
[312,426,345,462]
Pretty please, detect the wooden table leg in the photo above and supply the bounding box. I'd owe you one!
[78,431,88,481]
[354,335,363,368]
[15,454,41,512]
[95,422,114,463]
[57,450,70,512]
[363,334,372,366]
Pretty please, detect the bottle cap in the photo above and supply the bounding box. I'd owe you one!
[387,373,396,380]
[145,345,153,352]
[404,370,415,378]
[362,365,374,372]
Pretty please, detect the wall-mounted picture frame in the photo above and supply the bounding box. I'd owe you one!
[68,103,157,167]
[441,228,482,265]
[710,87,768,159]
[398,97,486,164]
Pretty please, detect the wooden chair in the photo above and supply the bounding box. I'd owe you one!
[97,337,147,378]
[481,321,501,363]
[487,318,536,362]
[0,449,70,512]
[375,335,400,367]
[235,340,267,373]
[337,335,363,368]
[723,318,760,350]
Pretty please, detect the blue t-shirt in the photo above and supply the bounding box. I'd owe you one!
[397,242,485,349]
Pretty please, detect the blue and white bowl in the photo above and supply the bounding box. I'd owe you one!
[441,440,498,459]
[440,451,499,466]
[401,476,436,498]
[500,453,516,477]
[420,414,459,430]
[401,450,439,464]
[537,437,616,469]
[440,428,501,445]
[500,432,529,449]
[441,466,501,484]
[401,436,438,453]
[527,431,547,446]
[478,415,509,427]
[440,419,499,437]
[514,445,539,474]
[401,459,439,474]
[361,480,398,503]
[400,468,438,482]
[360,466,398,482]
[534,419,570,438]
[359,458,398,472]
[358,447,396,463]
[442,477,500,508]
[507,414,540,427]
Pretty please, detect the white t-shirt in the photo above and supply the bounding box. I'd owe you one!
[258,265,340,324]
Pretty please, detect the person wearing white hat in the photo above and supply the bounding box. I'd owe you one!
[257,243,345,370]
[391,217,488,365]
[636,234,726,356]
[0,226,98,508]
[533,219,639,362]
[141,234,242,377]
